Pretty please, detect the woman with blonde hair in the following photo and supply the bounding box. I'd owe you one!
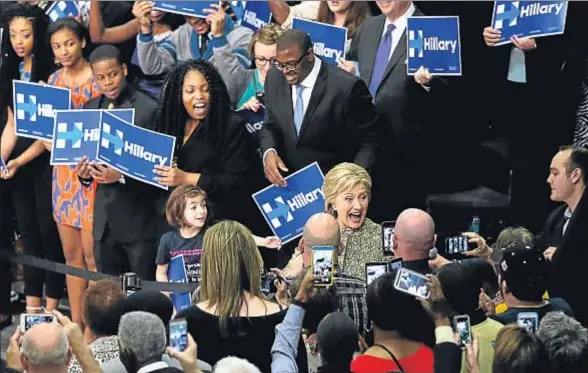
[214,23,284,110]
[323,162,384,280]
[176,220,306,372]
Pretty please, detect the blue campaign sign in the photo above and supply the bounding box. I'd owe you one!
[51,110,102,165]
[236,106,265,143]
[252,162,325,244]
[46,1,80,23]
[169,255,192,312]
[13,81,71,140]
[292,18,347,65]
[407,16,462,76]
[97,111,176,190]
[152,1,221,18]
[491,1,568,46]
[106,109,135,125]
[241,1,272,31]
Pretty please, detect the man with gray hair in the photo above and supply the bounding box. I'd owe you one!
[393,208,436,274]
[118,311,183,373]
[214,357,261,373]
[538,311,588,373]
[20,323,70,373]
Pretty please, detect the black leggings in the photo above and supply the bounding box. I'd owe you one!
[11,160,64,299]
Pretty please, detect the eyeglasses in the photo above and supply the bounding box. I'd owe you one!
[272,52,308,71]
[253,56,275,67]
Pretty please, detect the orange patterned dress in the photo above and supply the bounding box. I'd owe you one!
[49,69,101,231]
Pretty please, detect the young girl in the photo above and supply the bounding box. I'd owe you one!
[156,186,281,287]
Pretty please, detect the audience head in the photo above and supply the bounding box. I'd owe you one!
[317,312,359,369]
[376,1,412,20]
[248,24,283,78]
[548,145,588,205]
[393,208,436,261]
[185,16,211,35]
[118,311,167,372]
[323,163,372,232]
[0,2,51,110]
[214,357,261,373]
[538,311,588,373]
[493,324,551,373]
[366,273,432,343]
[20,323,70,373]
[299,212,341,266]
[319,1,371,38]
[495,244,548,304]
[89,45,127,100]
[154,59,231,153]
[275,29,314,85]
[166,185,210,230]
[82,279,126,338]
[47,17,87,68]
[123,290,174,326]
[493,226,534,250]
[200,220,264,337]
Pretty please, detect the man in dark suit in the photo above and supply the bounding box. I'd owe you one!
[537,145,588,326]
[341,1,441,223]
[260,29,380,186]
[77,45,161,280]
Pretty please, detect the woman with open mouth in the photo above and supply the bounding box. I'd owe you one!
[323,162,385,281]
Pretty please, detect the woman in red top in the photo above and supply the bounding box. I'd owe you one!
[351,273,435,373]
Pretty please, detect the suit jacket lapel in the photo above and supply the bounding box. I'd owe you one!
[363,16,386,87]
[298,63,327,142]
[280,78,298,144]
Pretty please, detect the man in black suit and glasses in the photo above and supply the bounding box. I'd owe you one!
[260,29,380,187]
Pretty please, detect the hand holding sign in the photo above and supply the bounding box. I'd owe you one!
[264,151,288,187]
[204,3,226,38]
[90,163,121,184]
[133,1,153,32]
[483,27,501,47]
[511,35,536,51]
[414,66,433,85]
[338,59,356,75]
[75,156,92,180]
[153,165,188,187]
[241,97,262,113]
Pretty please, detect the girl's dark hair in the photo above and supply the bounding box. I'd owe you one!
[0,3,53,114]
[47,17,88,46]
[317,2,371,39]
[153,59,231,154]
[165,185,211,229]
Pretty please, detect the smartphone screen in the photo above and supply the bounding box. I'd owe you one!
[21,314,56,332]
[366,262,388,285]
[517,312,539,333]
[454,315,472,346]
[169,319,188,352]
[445,236,470,254]
[381,221,395,256]
[312,246,335,287]
[386,257,404,272]
[393,268,430,299]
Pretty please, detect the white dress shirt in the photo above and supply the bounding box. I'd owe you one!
[382,3,416,60]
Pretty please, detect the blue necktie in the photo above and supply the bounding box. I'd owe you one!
[369,24,396,98]
[294,84,304,135]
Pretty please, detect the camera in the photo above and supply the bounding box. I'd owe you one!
[255,91,266,106]
[261,271,277,294]
[120,272,141,296]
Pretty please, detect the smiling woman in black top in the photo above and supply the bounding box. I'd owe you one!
[152,59,265,232]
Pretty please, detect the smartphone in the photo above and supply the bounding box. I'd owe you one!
[312,246,335,287]
[517,312,539,333]
[169,318,188,352]
[20,313,56,332]
[393,268,430,299]
[366,262,388,285]
[386,257,404,272]
[382,221,395,256]
[454,314,472,346]
[120,272,141,296]
[445,236,473,255]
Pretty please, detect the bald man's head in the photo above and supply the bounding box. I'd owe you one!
[303,213,341,248]
[21,323,69,370]
[394,208,436,260]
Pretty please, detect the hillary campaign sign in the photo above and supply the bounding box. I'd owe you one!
[292,18,347,65]
[253,162,325,244]
[407,16,462,76]
[241,1,272,31]
[46,1,80,23]
[152,1,221,18]
[236,106,265,143]
[97,112,175,189]
[50,109,136,166]
[169,256,192,313]
[491,1,568,46]
[13,81,71,140]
